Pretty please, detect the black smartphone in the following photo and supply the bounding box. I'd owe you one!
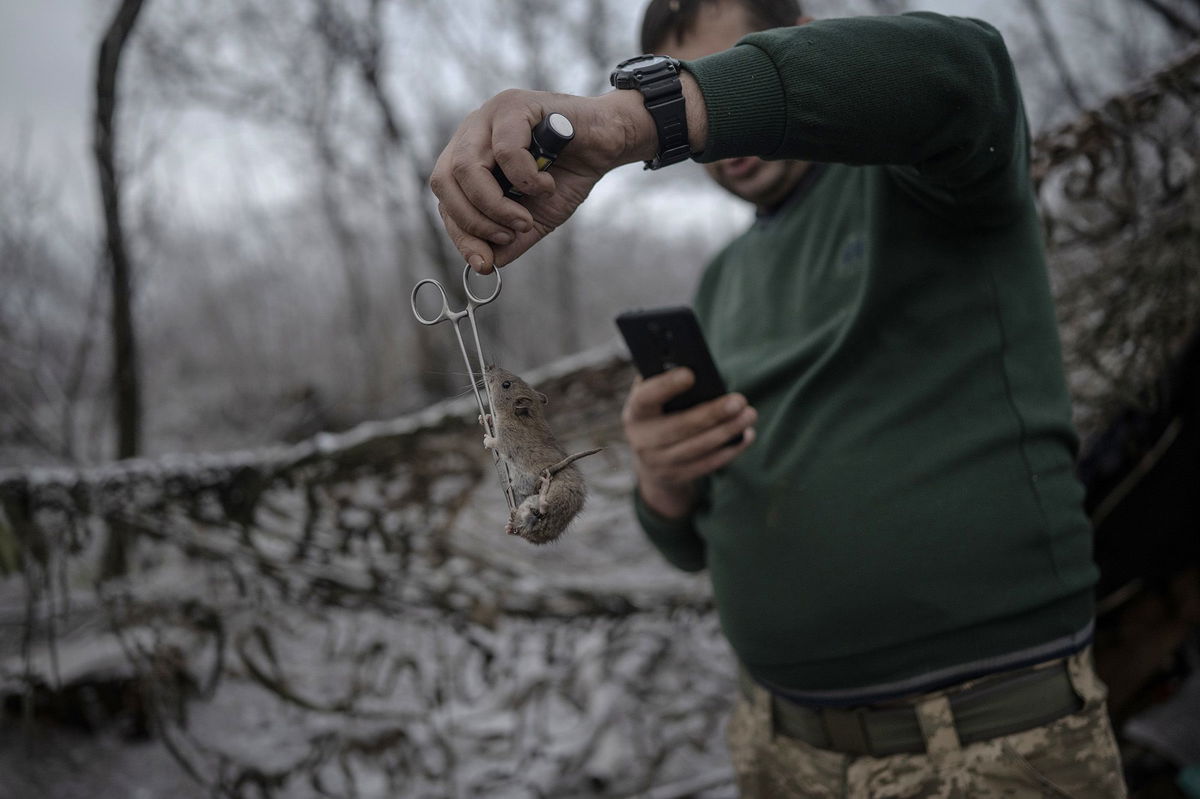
[616,306,742,443]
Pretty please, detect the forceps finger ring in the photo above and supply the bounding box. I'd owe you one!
[410,264,502,325]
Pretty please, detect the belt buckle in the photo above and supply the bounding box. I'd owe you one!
[820,705,874,756]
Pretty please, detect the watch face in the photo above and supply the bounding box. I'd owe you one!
[620,54,671,71]
[611,54,679,88]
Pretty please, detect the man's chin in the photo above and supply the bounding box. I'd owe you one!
[724,177,772,205]
[721,162,810,209]
[720,157,760,181]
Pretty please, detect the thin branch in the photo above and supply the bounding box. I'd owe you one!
[1021,0,1087,113]
[1131,0,1200,38]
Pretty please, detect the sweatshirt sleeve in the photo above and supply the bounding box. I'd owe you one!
[681,12,1030,220]
[633,488,707,573]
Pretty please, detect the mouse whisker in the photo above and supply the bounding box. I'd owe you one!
[423,369,475,378]
[450,383,481,401]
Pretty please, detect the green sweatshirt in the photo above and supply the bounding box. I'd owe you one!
[634,13,1097,697]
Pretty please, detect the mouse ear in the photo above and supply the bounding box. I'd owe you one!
[536,391,548,405]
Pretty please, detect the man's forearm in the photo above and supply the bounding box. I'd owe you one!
[637,477,698,521]
[680,71,709,156]
[680,14,1020,179]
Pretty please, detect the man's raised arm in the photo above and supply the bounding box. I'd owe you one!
[427,78,707,272]
[429,11,1024,270]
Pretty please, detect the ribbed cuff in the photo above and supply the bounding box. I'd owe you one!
[681,43,787,163]
[632,488,707,573]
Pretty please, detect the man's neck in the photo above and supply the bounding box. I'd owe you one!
[755,162,821,217]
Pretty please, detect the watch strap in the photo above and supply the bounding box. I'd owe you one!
[612,55,692,170]
[642,74,691,170]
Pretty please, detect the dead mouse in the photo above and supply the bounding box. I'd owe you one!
[481,365,601,544]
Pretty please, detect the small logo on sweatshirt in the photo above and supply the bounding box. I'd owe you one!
[838,233,866,272]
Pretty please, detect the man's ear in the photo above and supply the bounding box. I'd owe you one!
[797,15,814,26]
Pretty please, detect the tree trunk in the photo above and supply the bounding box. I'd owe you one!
[554,230,582,357]
[94,0,147,460]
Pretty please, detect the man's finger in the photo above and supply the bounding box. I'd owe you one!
[656,406,757,465]
[490,224,545,269]
[638,392,748,451]
[493,139,556,200]
[625,368,695,420]
[432,104,532,240]
[437,204,495,273]
[436,172,518,248]
[636,396,749,458]
[491,101,556,200]
[674,428,757,483]
[451,157,531,237]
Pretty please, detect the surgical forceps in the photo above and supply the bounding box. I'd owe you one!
[411,265,516,511]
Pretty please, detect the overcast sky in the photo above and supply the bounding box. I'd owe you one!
[1,1,100,224]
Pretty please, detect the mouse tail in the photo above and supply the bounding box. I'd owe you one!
[544,447,603,476]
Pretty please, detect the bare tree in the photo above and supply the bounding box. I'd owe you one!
[1130,0,1200,38]
[1021,0,1086,115]
[94,0,148,459]
[306,4,383,405]
[314,0,463,398]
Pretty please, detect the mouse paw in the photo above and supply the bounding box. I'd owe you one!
[483,434,498,450]
[511,499,542,530]
[536,472,554,515]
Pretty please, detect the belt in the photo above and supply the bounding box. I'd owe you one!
[737,658,1083,757]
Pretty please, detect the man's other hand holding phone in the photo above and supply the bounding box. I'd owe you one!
[621,368,757,520]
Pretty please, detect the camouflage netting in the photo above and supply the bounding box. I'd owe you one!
[2,47,1199,799]
[1,351,738,798]
[1034,46,1200,442]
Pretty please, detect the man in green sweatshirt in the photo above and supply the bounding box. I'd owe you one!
[429,1,1126,794]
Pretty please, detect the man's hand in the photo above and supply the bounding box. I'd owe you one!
[622,368,756,520]
[429,74,707,272]
[429,88,649,272]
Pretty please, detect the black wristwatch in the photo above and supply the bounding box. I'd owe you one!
[609,54,692,170]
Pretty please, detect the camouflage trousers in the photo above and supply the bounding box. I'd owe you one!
[727,648,1127,798]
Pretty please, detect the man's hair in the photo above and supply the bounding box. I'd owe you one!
[640,0,802,54]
